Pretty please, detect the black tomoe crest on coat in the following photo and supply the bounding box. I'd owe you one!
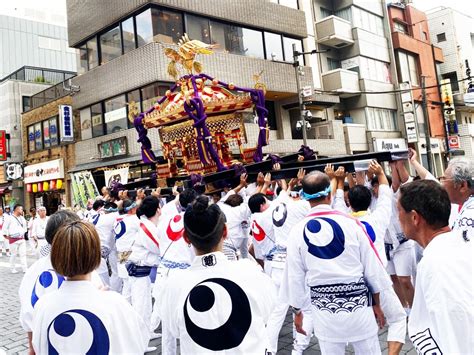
[183,278,252,350]
[272,202,288,227]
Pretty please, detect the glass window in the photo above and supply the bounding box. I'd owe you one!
[80,108,92,140]
[151,8,183,44]
[104,95,127,134]
[210,21,229,51]
[407,54,419,85]
[320,7,333,18]
[394,22,407,34]
[283,37,302,62]
[78,44,88,73]
[87,37,98,69]
[91,103,104,137]
[34,123,42,150]
[241,28,264,58]
[366,108,397,131]
[141,83,169,111]
[136,9,154,47]
[49,117,59,146]
[127,89,142,119]
[397,51,419,85]
[43,120,51,148]
[28,126,35,152]
[335,7,352,22]
[100,26,122,64]
[186,15,211,44]
[22,96,31,112]
[441,72,459,92]
[437,33,446,42]
[265,101,278,130]
[327,58,341,71]
[264,32,283,61]
[122,17,136,53]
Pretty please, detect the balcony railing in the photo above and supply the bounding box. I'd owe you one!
[316,15,354,49]
[0,66,76,85]
[321,69,360,97]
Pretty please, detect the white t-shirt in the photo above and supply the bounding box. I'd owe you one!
[2,214,27,241]
[451,195,474,241]
[408,231,473,354]
[32,216,49,239]
[32,280,148,354]
[157,252,276,354]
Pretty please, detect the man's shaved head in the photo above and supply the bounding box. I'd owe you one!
[302,171,331,203]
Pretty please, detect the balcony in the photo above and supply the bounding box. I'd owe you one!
[321,69,360,97]
[316,16,354,49]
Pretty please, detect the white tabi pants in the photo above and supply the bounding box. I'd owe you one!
[265,262,313,354]
[129,275,152,341]
[10,239,27,271]
[319,334,381,355]
[151,267,178,355]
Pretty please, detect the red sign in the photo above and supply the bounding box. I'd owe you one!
[0,131,7,161]
[448,135,460,150]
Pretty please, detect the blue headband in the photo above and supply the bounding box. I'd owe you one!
[299,186,331,200]
[124,202,137,212]
[104,207,118,213]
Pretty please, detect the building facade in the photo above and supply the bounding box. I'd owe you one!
[388,2,446,175]
[0,13,76,78]
[312,0,406,156]
[427,7,474,159]
[66,0,347,192]
[0,67,75,207]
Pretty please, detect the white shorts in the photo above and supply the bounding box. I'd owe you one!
[386,245,416,277]
[319,334,380,355]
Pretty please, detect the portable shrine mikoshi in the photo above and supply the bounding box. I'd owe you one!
[132,34,270,181]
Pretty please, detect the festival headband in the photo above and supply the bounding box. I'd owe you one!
[299,185,331,200]
[104,206,118,213]
[124,201,137,212]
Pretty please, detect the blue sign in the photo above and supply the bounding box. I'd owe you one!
[59,105,74,142]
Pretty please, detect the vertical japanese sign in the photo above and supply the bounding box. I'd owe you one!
[59,105,74,142]
[0,130,7,161]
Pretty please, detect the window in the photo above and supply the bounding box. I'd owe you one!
[209,22,264,58]
[104,95,127,134]
[186,15,211,44]
[283,36,302,62]
[352,7,384,36]
[141,83,169,111]
[28,126,35,152]
[43,120,51,148]
[334,7,352,22]
[265,101,278,130]
[320,7,333,18]
[397,51,419,85]
[34,123,43,150]
[91,103,104,137]
[122,17,136,53]
[422,31,428,41]
[264,32,284,61]
[442,72,459,92]
[38,36,61,51]
[437,33,446,42]
[327,58,341,71]
[49,117,59,146]
[151,8,183,44]
[78,44,88,73]
[136,9,154,47]
[87,37,99,69]
[366,108,397,131]
[358,57,391,83]
[394,21,408,34]
[100,26,122,64]
[80,108,93,140]
[22,96,31,112]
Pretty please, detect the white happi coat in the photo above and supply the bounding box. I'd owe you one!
[451,195,474,241]
[19,256,103,332]
[283,204,391,343]
[32,280,148,354]
[128,216,161,266]
[157,252,276,354]
[217,192,251,242]
[114,214,140,253]
[409,231,474,354]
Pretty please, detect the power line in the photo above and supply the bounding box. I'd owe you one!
[315,77,471,95]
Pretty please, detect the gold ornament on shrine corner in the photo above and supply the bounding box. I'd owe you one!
[128,101,140,122]
[164,33,217,79]
[253,69,267,94]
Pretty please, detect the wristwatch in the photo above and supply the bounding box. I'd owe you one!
[290,306,302,315]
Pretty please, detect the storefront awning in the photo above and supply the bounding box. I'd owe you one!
[68,155,143,173]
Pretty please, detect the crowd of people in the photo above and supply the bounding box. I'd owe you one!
[2,148,472,354]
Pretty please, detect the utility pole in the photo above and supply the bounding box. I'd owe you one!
[292,44,329,146]
[421,75,434,173]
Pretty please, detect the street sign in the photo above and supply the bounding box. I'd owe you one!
[405,121,418,143]
[301,86,312,98]
[448,135,460,150]
[404,112,415,123]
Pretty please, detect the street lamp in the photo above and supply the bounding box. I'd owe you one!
[293,44,330,145]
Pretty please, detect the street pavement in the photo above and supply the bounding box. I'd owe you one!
[1,254,416,355]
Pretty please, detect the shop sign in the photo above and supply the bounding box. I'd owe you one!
[448,136,460,150]
[0,130,7,161]
[70,170,100,209]
[59,105,74,142]
[104,107,126,123]
[405,121,418,143]
[374,138,407,152]
[98,137,128,160]
[5,163,23,180]
[24,159,64,184]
